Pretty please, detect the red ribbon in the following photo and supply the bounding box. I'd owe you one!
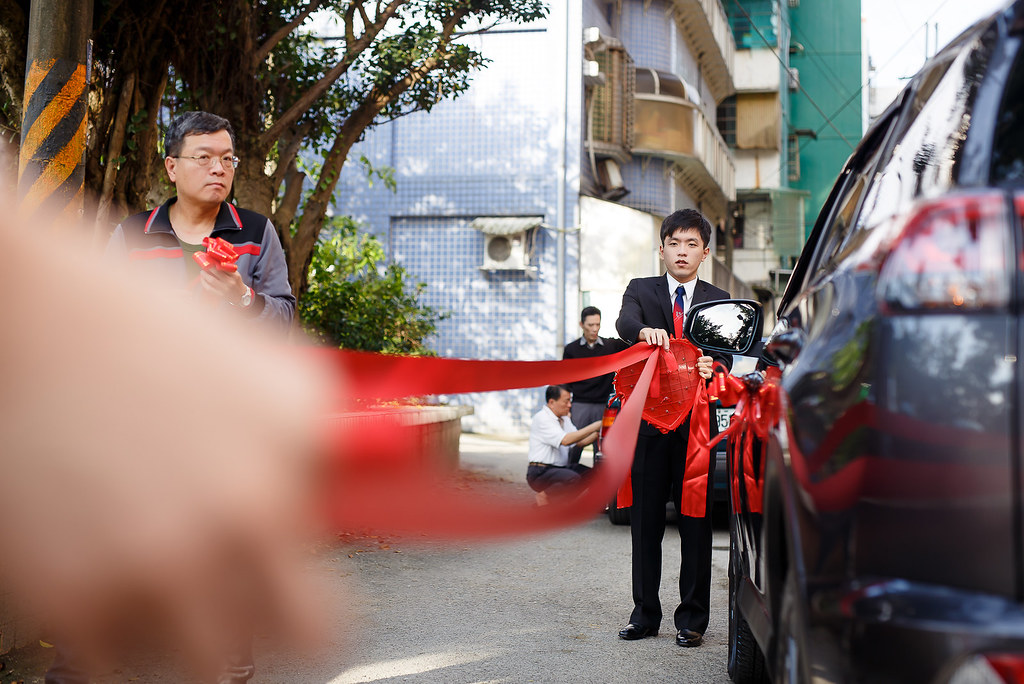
[194,236,239,272]
[315,343,663,540]
[707,366,782,514]
[613,340,712,517]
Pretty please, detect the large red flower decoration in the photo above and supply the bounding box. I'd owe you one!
[614,339,701,433]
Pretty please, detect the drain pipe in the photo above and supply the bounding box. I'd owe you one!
[555,2,570,357]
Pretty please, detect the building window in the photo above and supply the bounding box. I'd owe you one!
[787,134,800,182]
[590,45,635,153]
[716,96,736,147]
[727,0,779,49]
[736,92,781,150]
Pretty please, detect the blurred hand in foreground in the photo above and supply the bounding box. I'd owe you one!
[0,201,336,677]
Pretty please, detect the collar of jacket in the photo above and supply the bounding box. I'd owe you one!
[143,198,244,235]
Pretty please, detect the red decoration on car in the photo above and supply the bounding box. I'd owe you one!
[709,366,782,514]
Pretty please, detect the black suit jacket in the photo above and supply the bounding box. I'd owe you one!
[616,276,733,434]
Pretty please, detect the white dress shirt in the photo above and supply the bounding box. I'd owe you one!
[527,405,577,466]
[665,273,696,317]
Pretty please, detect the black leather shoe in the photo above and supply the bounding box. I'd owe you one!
[675,629,703,647]
[618,623,658,640]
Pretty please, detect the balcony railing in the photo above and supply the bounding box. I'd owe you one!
[670,0,736,103]
[632,70,736,220]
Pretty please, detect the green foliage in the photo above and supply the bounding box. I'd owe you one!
[299,216,444,355]
[359,154,397,191]
[1,0,551,295]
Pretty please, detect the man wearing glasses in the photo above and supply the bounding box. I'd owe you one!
[46,112,293,683]
[105,110,294,327]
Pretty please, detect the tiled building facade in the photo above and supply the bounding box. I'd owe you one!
[334,0,746,434]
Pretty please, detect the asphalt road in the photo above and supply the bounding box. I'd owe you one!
[291,519,734,684]
[258,434,734,683]
[1,434,733,683]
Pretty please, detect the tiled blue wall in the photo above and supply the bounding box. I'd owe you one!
[617,0,673,70]
[332,14,582,434]
[619,158,674,217]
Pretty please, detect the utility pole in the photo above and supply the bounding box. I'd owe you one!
[18,0,92,220]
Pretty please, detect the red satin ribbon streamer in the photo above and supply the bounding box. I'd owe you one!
[708,367,782,514]
[317,343,662,540]
[311,344,653,404]
[614,340,712,518]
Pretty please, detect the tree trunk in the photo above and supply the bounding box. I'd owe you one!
[286,122,363,297]
[233,156,275,219]
[95,71,136,230]
[0,0,27,135]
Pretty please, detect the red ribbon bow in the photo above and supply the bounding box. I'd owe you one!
[193,236,239,272]
[709,366,782,513]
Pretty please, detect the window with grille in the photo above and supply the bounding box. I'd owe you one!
[590,46,635,152]
[788,134,800,181]
[717,96,736,146]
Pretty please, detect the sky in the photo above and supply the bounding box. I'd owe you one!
[862,0,1010,89]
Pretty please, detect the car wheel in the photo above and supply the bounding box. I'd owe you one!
[773,568,806,684]
[728,525,768,683]
[608,501,630,525]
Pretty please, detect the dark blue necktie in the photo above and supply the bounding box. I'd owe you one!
[673,285,685,339]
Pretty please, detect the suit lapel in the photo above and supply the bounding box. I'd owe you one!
[654,277,673,331]
[691,278,711,307]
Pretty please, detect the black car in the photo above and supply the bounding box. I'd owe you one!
[728,2,1024,682]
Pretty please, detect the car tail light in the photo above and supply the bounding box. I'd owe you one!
[602,396,621,429]
[947,653,1024,684]
[877,192,1012,312]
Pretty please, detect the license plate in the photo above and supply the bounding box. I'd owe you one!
[715,406,735,433]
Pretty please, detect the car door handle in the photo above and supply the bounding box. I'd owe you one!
[766,328,805,366]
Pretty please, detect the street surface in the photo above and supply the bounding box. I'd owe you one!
[1,434,733,683]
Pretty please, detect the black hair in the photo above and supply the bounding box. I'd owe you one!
[660,208,712,248]
[545,385,569,403]
[164,111,236,158]
[580,306,601,322]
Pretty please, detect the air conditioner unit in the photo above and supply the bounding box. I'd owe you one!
[483,232,529,270]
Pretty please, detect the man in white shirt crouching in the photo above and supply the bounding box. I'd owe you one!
[526,385,602,505]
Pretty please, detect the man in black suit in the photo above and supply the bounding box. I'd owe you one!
[615,208,731,648]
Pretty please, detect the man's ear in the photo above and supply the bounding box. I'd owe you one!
[165,156,177,182]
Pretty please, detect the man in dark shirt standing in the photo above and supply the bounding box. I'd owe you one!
[562,306,627,465]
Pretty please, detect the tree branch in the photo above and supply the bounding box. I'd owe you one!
[96,71,137,230]
[364,6,467,112]
[258,0,410,147]
[273,162,305,250]
[344,2,357,48]
[356,0,371,31]
[253,0,324,68]
[271,121,312,191]
[286,7,469,294]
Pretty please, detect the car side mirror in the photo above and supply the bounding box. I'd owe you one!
[683,299,763,355]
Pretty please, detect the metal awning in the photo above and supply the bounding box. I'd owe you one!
[470,216,544,236]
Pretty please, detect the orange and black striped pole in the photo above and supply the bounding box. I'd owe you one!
[18,0,92,220]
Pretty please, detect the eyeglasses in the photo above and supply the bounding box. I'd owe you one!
[173,154,240,169]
